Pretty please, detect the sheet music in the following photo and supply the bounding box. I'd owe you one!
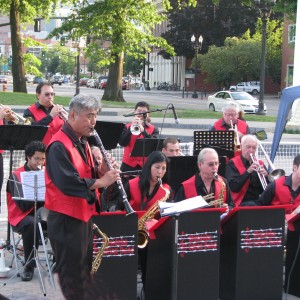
[20,170,45,201]
[159,196,209,217]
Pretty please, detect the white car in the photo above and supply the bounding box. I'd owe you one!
[207,91,267,114]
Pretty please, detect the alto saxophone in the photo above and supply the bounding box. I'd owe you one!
[91,223,109,274]
[138,178,170,249]
[207,173,226,208]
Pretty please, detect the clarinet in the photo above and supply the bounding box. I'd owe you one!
[92,129,135,215]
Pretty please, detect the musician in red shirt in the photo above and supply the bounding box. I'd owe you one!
[6,140,46,281]
[210,101,250,139]
[125,150,171,299]
[23,83,65,145]
[45,94,120,300]
[173,148,234,210]
[225,134,269,206]
[119,101,159,173]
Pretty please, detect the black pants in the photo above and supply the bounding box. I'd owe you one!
[12,215,43,268]
[48,211,95,300]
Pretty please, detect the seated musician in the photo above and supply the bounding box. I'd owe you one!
[225,134,269,206]
[125,151,171,298]
[6,140,46,282]
[162,137,184,157]
[119,101,159,173]
[173,148,234,211]
[23,82,65,145]
[210,101,250,141]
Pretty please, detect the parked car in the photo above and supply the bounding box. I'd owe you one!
[95,76,108,89]
[229,81,260,95]
[50,75,64,85]
[33,76,47,84]
[25,74,34,83]
[207,91,267,114]
[0,75,8,84]
[79,77,89,86]
[100,78,108,89]
[122,79,129,90]
[86,79,96,88]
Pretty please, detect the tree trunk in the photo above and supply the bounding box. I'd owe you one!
[10,0,27,93]
[102,52,125,102]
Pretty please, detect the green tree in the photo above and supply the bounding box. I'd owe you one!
[124,52,144,77]
[48,0,179,102]
[0,0,74,92]
[199,19,283,89]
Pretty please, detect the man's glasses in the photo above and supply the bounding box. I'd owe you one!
[43,92,55,97]
[206,162,220,167]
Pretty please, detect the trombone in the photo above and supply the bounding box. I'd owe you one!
[257,141,285,182]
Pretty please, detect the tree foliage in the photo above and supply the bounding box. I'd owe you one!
[161,0,261,58]
[199,19,283,89]
[0,0,75,92]
[48,0,178,102]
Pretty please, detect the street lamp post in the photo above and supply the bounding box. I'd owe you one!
[191,34,203,99]
[75,52,80,96]
[254,0,276,115]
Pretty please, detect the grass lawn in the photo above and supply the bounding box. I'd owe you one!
[0,91,276,122]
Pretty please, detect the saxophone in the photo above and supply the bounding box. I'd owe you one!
[138,178,170,249]
[91,223,109,274]
[206,173,226,208]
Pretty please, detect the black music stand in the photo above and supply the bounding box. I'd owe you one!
[130,138,164,158]
[0,125,47,250]
[285,213,300,297]
[87,121,125,150]
[193,130,234,158]
[4,172,54,295]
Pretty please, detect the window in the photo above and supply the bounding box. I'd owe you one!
[286,65,294,87]
[288,24,296,44]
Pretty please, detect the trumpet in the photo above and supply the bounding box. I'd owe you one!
[130,120,143,135]
[250,153,268,190]
[55,105,68,121]
[0,104,32,125]
[230,120,241,151]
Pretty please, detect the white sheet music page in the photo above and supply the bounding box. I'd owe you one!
[159,196,208,217]
[20,170,45,201]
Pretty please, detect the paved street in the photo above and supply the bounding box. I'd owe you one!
[3,82,281,117]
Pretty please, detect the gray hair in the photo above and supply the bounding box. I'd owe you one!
[197,148,218,163]
[241,134,258,145]
[222,101,240,113]
[69,94,101,113]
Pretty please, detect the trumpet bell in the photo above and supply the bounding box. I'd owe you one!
[130,122,142,135]
[268,169,285,182]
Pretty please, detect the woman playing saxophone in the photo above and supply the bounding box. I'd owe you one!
[125,151,171,298]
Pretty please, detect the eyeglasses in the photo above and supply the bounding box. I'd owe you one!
[224,113,238,117]
[206,162,220,167]
[43,92,55,97]
[31,156,46,162]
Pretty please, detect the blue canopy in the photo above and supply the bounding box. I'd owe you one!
[270,85,300,162]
